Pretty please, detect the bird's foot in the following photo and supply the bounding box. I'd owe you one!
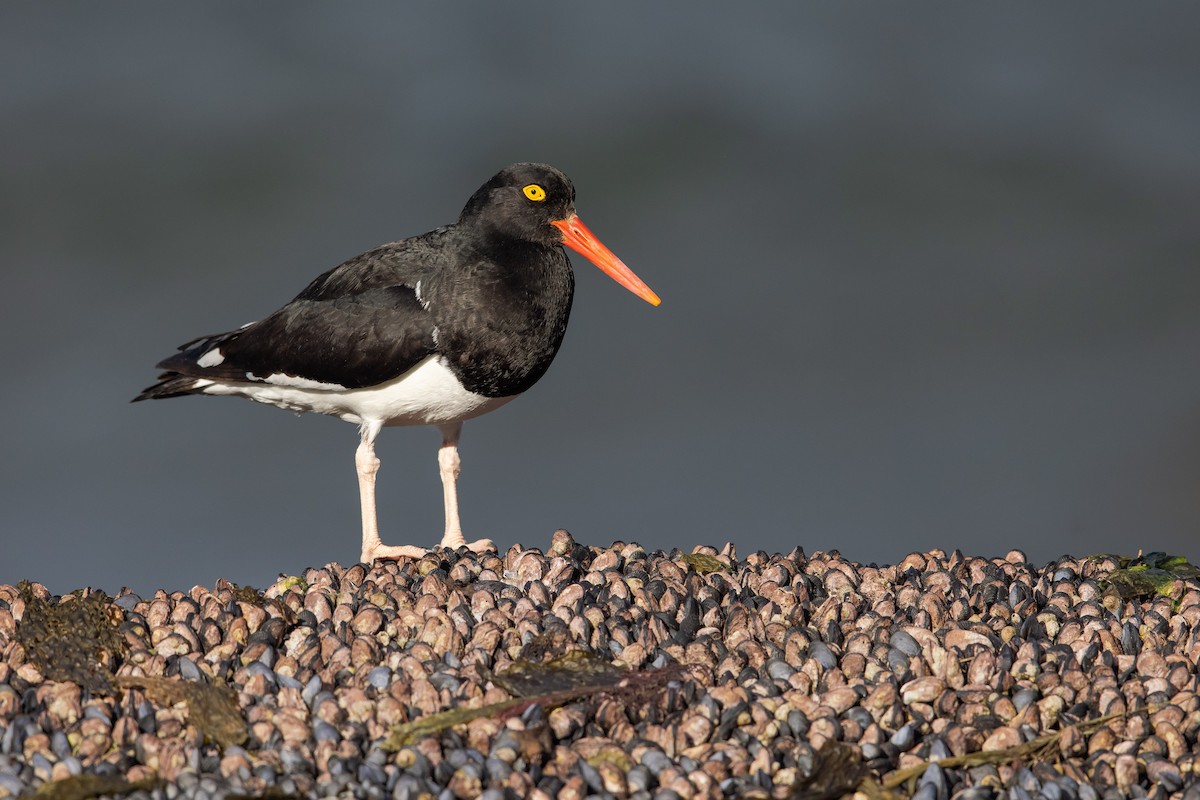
[463,537,496,554]
[361,542,428,562]
[360,537,496,565]
[439,533,497,554]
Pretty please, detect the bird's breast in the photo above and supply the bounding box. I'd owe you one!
[431,248,575,398]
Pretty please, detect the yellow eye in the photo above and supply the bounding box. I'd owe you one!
[523,184,547,202]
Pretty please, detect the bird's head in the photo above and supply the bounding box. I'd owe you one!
[462,163,661,306]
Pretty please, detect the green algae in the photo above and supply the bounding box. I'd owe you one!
[1097,552,1200,600]
[678,552,726,574]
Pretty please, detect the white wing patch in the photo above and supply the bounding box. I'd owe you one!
[200,355,513,426]
[196,348,225,368]
[245,372,348,391]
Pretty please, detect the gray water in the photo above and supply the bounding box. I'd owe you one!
[3,4,1199,594]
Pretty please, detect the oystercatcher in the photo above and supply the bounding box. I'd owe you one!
[134,163,660,562]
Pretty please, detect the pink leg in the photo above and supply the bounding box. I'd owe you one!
[357,422,424,562]
[435,422,495,554]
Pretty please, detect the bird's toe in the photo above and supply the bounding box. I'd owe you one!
[362,543,428,562]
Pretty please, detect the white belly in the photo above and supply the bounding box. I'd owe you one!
[195,355,515,426]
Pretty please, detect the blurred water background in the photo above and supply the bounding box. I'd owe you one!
[2,4,1199,594]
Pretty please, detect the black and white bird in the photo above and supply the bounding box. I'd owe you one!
[134,163,660,562]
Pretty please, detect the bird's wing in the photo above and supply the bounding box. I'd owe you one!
[157,284,437,389]
[291,231,455,302]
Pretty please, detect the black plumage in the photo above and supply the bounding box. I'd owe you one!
[137,164,579,399]
[135,162,659,562]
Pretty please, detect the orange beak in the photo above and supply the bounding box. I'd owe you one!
[551,215,661,307]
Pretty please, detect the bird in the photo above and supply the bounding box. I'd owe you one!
[134,162,660,563]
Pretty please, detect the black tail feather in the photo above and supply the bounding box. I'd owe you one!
[132,373,205,402]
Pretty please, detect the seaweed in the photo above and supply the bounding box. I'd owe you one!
[384,652,679,750]
[678,552,726,575]
[32,773,160,800]
[514,628,576,663]
[784,741,867,800]
[859,704,1161,799]
[226,580,296,627]
[15,583,124,694]
[231,583,267,605]
[492,650,626,695]
[1097,552,1200,600]
[269,575,308,594]
[115,675,247,747]
[583,743,632,773]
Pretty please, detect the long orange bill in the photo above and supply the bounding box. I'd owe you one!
[551,215,661,307]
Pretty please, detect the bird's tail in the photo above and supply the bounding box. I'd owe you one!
[131,373,207,402]
[133,327,244,402]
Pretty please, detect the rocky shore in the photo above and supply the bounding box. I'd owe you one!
[1,532,1198,799]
